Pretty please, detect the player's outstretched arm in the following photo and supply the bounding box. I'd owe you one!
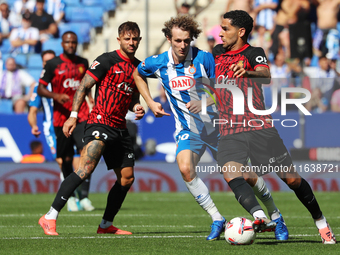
[230,65,271,84]
[63,73,96,137]
[37,83,70,104]
[27,106,41,137]
[133,69,170,118]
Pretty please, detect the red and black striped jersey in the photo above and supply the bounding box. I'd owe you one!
[86,50,140,128]
[39,54,89,127]
[213,43,272,136]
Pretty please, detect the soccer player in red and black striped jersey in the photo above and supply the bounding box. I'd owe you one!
[38,22,145,236]
[213,10,335,244]
[37,31,95,212]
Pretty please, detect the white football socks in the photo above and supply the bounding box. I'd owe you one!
[252,176,279,220]
[100,219,112,229]
[315,215,328,230]
[45,207,59,220]
[185,176,223,222]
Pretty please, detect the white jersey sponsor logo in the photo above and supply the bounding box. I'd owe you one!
[63,78,80,90]
[170,76,196,91]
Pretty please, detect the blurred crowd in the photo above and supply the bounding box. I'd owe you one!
[203,0,340,114]
[2,0,340,114]
[0,0,67,113]
[0,0,62,54]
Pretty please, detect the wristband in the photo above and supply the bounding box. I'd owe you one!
[70,111,78,118]
[133,104,141,112]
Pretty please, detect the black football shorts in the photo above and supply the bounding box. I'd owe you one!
[217,127,293,176]
[83,123,135,170]
[55,121,86,158]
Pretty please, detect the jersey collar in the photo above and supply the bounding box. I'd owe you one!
[224,43,250,55]
[60,53,78,63]
[117,49,133,63]
[168,46,193,66]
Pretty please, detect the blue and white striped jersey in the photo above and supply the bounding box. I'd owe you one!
[254,0,278,30]
[138,46,218,136]
[29,83,54,139]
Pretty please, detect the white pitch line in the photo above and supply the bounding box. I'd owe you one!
[0,225,197,228]
[0,225,339,230]
[1,214,340,219]
[0,234,321,240]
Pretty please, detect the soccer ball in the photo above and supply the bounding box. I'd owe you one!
[224,217,256,245]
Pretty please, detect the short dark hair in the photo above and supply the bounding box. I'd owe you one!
[41,50,56,59]
[223,10,253,38]
[36,0,45,3]
[181,3,190,8]
[118,21,140,37]
[30,140,42,152]
[62,31,77,40]
[22,11,31,21]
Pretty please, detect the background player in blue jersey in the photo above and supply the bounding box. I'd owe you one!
[28,50,58,161]
[28,49,94,212]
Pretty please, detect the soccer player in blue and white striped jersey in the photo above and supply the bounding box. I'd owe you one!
[134,15,225,241]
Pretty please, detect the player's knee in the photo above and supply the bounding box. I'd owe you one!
[179,165,196,182]
[178,163,190,177]
[243,172,257,186]
[284,177,301,189]
[120,175,135,187]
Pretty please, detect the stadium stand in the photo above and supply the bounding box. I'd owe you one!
[0,39,12,54]
[62,0,82,6]
[82,0,117,12]
[27,54,43,69]
[14,54,27,68]
[64,6,106,28]
[27,69,42,82]
[0,99,13,114]
[41,38,63,55]
[58,22,92,44]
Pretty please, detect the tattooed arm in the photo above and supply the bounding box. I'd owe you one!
[72,73,97,112]
[63,73,97,137]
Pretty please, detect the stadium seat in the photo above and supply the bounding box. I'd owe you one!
[27,54,43,69]
[1,53,11,67]
[42,38,63,56]
[5,0,16,8]
[65,6,105,28]
[0,99,13,114]
[15,54,27,68]
[63,0,82,6]
[82,0,117,11]
[27,69,42,82]
[0,39,12,54]
[58,22,92,44]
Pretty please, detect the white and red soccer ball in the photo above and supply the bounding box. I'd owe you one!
[225,217,256,245]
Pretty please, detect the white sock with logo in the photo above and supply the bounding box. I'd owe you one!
[100,219,112,229]
[252,176,279,220]
[185,176,223,222]
[45,207,59,220]
[315,215,328,230]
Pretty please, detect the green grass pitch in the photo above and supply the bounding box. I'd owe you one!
[0,192,339,254]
